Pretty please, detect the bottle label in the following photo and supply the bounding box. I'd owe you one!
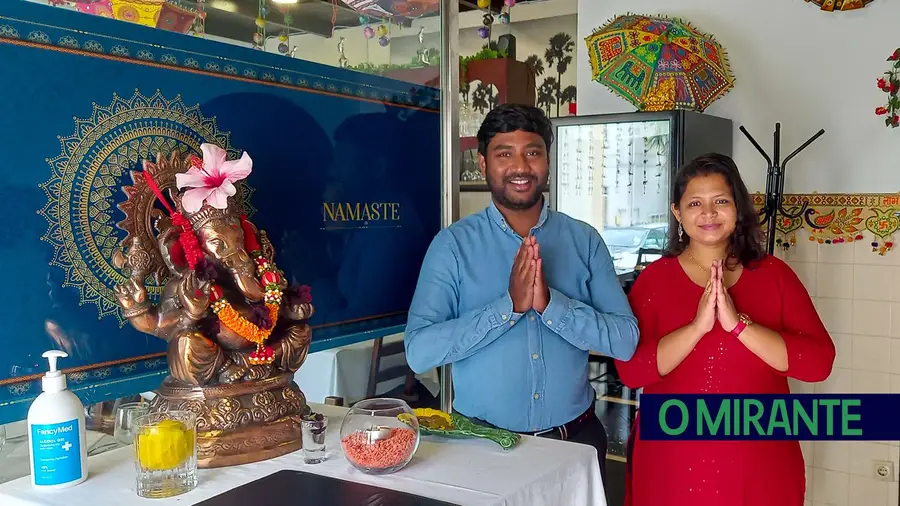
[31,419,82,485]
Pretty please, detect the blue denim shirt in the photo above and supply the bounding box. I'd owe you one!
[404,198,639,432]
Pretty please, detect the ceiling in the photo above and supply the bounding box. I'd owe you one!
[194,0,533,40]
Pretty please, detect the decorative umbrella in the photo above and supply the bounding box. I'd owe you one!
[72,0,199,34]
[805,0,873,11]
[585,14,734,112]
[72,0,113,17]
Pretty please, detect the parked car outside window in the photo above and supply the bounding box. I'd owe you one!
[601,223,668,274]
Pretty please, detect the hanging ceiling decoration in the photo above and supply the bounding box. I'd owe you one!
[804,0,873,11]
[343,0,439,21]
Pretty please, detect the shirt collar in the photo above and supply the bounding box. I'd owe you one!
[487,196,551,235]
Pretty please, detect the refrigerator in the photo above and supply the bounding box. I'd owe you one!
[548,110,733,277]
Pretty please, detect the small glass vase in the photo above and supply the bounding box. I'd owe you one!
[339,398,419,474]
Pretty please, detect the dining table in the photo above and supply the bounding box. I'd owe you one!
[0,402,607,506]
[294,333,440,405]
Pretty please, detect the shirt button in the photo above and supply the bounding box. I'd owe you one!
[546,319,553,326]
[502,314,508,321]
[529,315,535,321]
[533,393,540,399]
[509,320,515,326]
[532,353,539,359]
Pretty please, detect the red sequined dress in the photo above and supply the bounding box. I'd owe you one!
[615,255,835,506]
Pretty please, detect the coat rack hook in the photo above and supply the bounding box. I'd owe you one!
[739,124,825,255]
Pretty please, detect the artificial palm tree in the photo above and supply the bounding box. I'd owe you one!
[544,32,574,116]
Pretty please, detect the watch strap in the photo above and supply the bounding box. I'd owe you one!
[730,315,750,337]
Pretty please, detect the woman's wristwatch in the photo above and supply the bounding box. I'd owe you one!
[730,313,752,337]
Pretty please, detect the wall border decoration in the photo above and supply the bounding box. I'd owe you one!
[753,193,900,254]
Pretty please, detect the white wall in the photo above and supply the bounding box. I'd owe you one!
[577,0,900,193]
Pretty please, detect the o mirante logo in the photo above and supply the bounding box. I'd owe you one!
[638,394,894,441]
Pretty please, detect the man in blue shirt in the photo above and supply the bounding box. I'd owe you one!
[404,104,639,480]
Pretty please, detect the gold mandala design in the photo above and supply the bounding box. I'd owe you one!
[38,89,254,323]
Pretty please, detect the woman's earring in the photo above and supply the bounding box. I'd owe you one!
[678,223,683,242]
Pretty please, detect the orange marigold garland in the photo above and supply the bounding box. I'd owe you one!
[209,253,284,365]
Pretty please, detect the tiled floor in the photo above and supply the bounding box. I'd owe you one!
[605,458,627,506]
[591,358,635,506]
[594,391,635,506]
[596,396,635,459]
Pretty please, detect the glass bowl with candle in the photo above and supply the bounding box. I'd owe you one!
[339,398,419,474]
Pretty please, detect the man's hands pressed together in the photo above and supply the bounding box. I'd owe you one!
[509,237,535,313]
[508,236,551,314]
[532,241,550,313]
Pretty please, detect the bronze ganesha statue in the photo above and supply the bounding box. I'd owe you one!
[112,144,313,467]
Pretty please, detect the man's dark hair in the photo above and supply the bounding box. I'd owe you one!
[476,104,554,157]
[665,153,767,267]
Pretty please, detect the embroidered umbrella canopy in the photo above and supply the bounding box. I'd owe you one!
[72,0,198,34]
[805,0,873,11]
[585,14,734,112]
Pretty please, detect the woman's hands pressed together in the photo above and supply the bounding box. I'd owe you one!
[658,258,744,377]
[691,259,741,335]
[693,275,718,334]
[711,260,740,333]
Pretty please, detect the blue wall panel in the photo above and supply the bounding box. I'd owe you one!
[0,1,441,422]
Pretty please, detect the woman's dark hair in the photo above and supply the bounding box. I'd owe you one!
[665,153,766,267]
[477,104,554,156]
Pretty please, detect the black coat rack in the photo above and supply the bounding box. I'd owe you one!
[739,123,825,255]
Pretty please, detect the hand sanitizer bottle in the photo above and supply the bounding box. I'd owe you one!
[27,350,88,489]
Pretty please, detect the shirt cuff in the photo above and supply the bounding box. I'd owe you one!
[540,287,571,332]
[491,292,522,326]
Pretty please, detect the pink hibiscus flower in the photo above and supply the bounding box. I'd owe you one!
[176,143,252,213]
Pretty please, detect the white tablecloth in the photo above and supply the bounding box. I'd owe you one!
[0,404,606,506]
[294,333,439,405]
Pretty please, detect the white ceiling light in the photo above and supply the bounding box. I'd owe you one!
[271,0,299,4]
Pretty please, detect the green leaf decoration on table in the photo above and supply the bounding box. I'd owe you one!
[408,410,521,450]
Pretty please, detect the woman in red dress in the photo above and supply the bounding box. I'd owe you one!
[616,153,835,506]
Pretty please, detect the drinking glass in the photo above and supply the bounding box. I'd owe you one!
[133,410,198,498]
[301,415,327,464]
[115,402,149,446]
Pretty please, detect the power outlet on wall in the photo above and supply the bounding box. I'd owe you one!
[872,460,894,481]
